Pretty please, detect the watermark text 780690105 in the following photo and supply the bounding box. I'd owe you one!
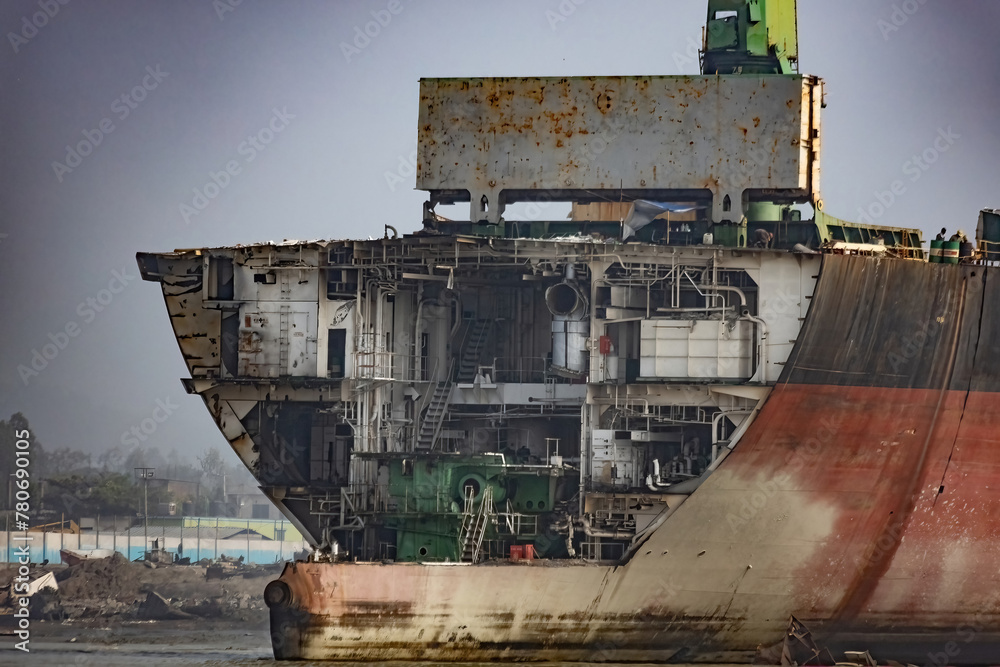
[11,427,34,653]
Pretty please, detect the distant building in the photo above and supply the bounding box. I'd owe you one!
[147,477,201,502]
[143,515,303,541]
[225,484,281,520]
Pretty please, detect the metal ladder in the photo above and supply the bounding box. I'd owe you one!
[459,484,494,564]
[278,305,290,375]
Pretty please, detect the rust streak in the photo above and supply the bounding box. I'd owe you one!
[834,281,969,622]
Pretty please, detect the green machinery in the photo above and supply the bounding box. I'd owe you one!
[380,454,563,562]
[702,0,798,75]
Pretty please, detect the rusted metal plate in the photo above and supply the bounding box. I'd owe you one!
[417,75,822,223]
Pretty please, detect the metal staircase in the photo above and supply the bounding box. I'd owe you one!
[414,320,492,450]
[457,319,492,382]
[459,483,494,563]
[414,381,451,450]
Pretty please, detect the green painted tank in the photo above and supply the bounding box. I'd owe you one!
[942,240,960,264]
[929,239,943,263]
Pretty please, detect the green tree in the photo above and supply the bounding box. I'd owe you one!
[95,445,126,473]
[89,473,143,515]
[44,448,93,476]
[199,447,225,477]
[199,447,228,501]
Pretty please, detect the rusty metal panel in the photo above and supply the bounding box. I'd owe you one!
[237,304,319,378]
[136,253,223,378]
[781,255,980,390]
[417,75,821,223]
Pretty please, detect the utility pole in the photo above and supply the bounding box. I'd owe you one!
[134,468,155,559]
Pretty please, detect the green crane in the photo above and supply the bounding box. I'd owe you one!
[701,0,798,74]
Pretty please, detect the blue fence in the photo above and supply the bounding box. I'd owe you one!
[1,518,309,565]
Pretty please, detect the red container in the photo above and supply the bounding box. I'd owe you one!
[509,545,523,561]
[524,545,536,560]
[599,335,612,355]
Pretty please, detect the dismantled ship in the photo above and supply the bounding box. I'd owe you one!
[138,0,1000,662]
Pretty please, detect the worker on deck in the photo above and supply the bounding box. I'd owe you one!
[752,228,773,248]
[935,228,947,241]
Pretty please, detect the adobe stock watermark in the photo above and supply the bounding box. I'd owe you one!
[688,286,801,380]
[857,515,906,577]
[920,615,989,667]
[886,316,945,374]
[51,65,170,183]
[727,414,843,532]
[671,33,706,72]
[855,126,960,226]
[545,0,589,31]
[179,107,294,224]
[17,266,137,385]
[517,115,625,219]
[7,0,70,54]
[673,19,734,72]
[393,111,626,223]
[511,122,622,222]
[877,0,929,41]
[257,434,307,484]
[385,149,418,193]
[385,105,470,192]
[587,574,680,660]
[120,397,181,447]
[213,0,243,21]
[339,0,409,63]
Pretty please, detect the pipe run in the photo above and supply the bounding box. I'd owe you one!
[581,515,634,540]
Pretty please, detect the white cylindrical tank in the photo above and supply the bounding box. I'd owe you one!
[545,279,589,374]
[565,320,588,373]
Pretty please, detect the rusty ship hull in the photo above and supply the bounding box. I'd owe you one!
[137,0,1000,661]
[264,255,1000,662]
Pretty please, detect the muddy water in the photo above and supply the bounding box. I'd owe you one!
[6,620,269,666]
[6,620,740,666]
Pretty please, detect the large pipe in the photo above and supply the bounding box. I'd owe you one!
[441,289,462,339]
[741,311,768,382]
[546,518,578,558]
[545,282,588,319]
[581,516,634,540]
[711,409,754,447]
[646,458,672,491]
[546,275,589,373]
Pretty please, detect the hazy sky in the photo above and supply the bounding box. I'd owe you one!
[1,0,998,463]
